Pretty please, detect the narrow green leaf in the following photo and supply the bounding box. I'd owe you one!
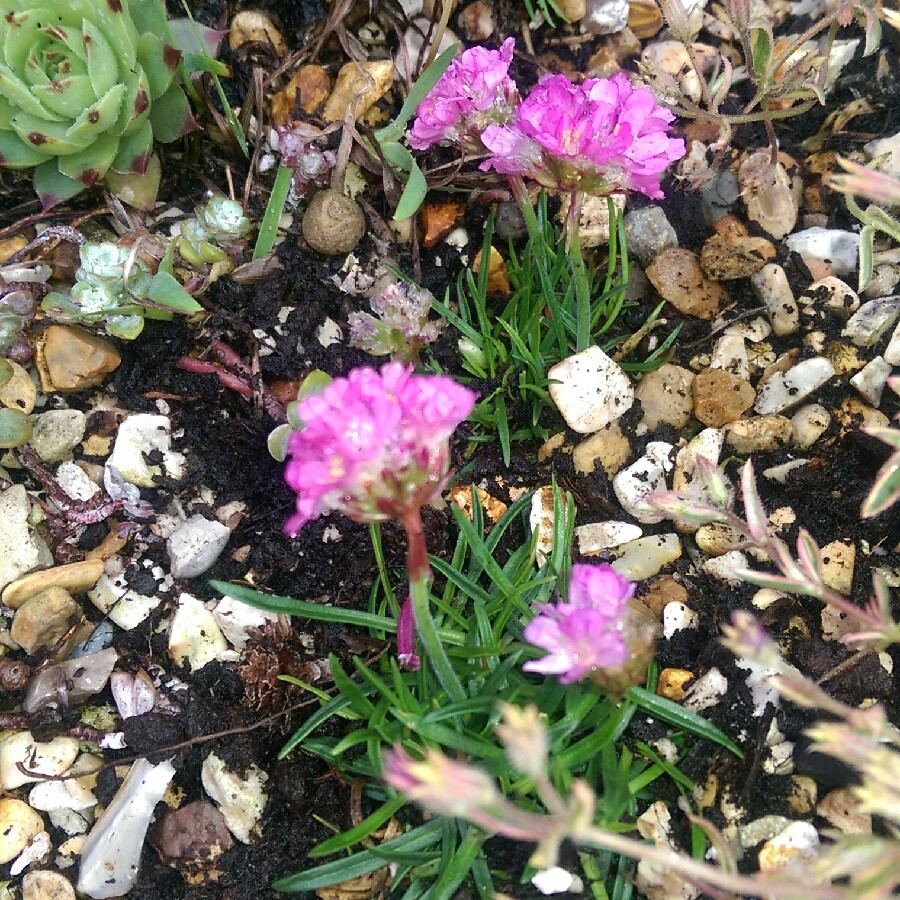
[273,821,443,891]
[147,271,202,312]
[394,159,428,220]
[310,795,407,857]
[253,163,293,260]
[626,687,743,757]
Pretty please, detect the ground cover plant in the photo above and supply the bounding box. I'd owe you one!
[0,0,897,897]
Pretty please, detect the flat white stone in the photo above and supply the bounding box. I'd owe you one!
[202,753,268,844]
[763,459,810,482]
[169,593,230,672]
[576,521,643,554]
[802,276,859,319]
[167,515,232,579]
[703,550,750,584]
[791,404,831,448]
[108,414,185,488]
[841,296,900,348]
[213,597,281,649]
[77,758,176,899]
[710,334,749,380]
[849,356,892,406]
[817,788,872,835]
[0,485,53,593]
[885,319,900,365]
[29,410,87,463]
[531,866,583,895]
[88,573,161,631]
[29,755,100,812]
[56,461,100,501]
[682,667,728,712]
[612,441,674,523]
[785,228,859,277]
[722,316,771,342]
[583,0,629,34]
[663,600,699,638]
[758,821,820,873]
[611,534,681,580]
[0,732,80,790]
[751,264,799,336]
[754,357,835,414]
[548,346,633,434]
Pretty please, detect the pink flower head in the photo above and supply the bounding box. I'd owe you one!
[408,38,519,153]
[523,564,635,684]
[481,72,685,199]
[283,363,476,536]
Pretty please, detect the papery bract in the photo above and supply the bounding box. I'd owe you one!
[481,72,685,198]
[409,38,518,153]
[283,363,475,536]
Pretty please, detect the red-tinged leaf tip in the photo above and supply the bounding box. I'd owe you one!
[163,45,181,71]
[182,109,200,136]
[134,89,149,116]
[128,151,149,174]
[41,193,63,213]
[107,0,122,12]
[88,110,100,124]
[28,132,47,145]
[78,168,99,186]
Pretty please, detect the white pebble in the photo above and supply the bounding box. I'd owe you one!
[77,758,176,899]
[202,753,268,843]
[613,441,674,523]
[611,534,682,580]
[108,415,185,488]
[575,521,643,554]
[548,346,634,433]
[790,404,831,448]
[754,357,835,414]
[850,356,892,406]
[751,264,799,336]
[663,601,699,638]
[785,228,859,277]
[682,668,728,712]
[169,593,231,671]
[841,296,900,348]
[702,550,750,584]
[213,597,281,649]
[0,732,80,790]
[167,515,232,579]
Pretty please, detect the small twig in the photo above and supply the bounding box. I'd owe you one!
[816,650,873,686]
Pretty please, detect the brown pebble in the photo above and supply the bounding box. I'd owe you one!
[646,248,728,320]
[35,326,121,394]
[641,575,688,619]
[693,368,756,427]
[657,668,694,701]
[700,234,776,280]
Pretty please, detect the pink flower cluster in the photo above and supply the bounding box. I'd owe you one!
[523,564,634,684]
[283,363,476,536]
[408,40,684,199]
[408,38,518,153]
[481,72,685,198]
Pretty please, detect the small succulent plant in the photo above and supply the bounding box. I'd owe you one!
[348,280,443,364]
[42,239,200,340]
[0,0,197,210]
[42,241,150,339]
[177,195,253,266]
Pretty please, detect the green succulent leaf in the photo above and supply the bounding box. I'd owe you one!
[0,0,196,208]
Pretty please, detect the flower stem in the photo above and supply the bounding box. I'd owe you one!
[403,510,466,702]
[567,193,591,351]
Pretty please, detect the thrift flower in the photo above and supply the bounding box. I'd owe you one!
[408,38,519,153]
[524,564,657,693]
[283,363,475,537]
[348,281,443,364]
[481,72,685,198]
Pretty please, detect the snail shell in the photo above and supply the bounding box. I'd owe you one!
[301,189,366,255]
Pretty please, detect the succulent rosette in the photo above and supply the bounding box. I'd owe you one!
[0,0,197,209]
